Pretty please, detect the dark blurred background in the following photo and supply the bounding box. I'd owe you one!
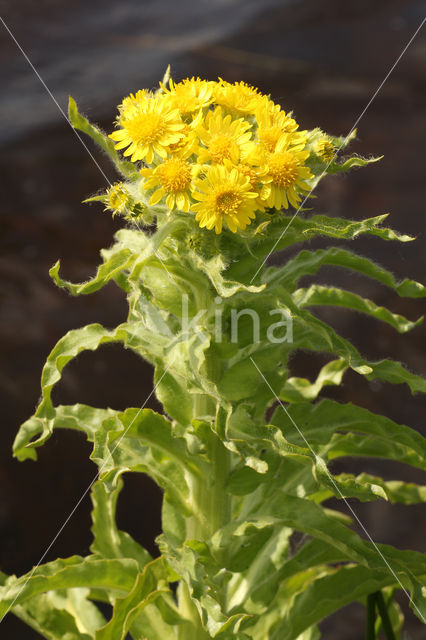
[1,0,426,637]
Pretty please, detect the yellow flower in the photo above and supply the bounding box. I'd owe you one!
[214,79,264,115]
[192,163,259,234]
[118,89,151,116]
[109,96,185,164]
[141,154,195,212]
[314,137,336,164]
[105,183,131,215]
[160,77,214,115]
[256,101,302,153]
[168,109,203,155]
[196,107,254,164]
[261,134,313,209]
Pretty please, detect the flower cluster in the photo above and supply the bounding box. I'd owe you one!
[108,77,335,234]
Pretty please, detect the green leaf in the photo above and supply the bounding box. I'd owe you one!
[322,473,426,505]
[193,252,265,298]
[366,358,426,394]
[90,407,208,540]
[215,494,426,621]
[68,96,139,179]
[271,399,426,471]
[90,479,152,569]
[13,321,171,459]
[162,539,252,638]
[49,248,135,296]
[13,403,116,461]
[280,358,348,402]
[327,154,382,174]
[293,284,422,333]
[226,406,388,503]
[227,214,413,283]
[267,564,394,640]
[0,556,139,618]
[265,246,426,297]
[154,366,194,426]
[285,293,426,391]
[95,558,178,640]
[10,588,104,640]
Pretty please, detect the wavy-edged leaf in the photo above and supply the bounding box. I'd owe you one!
[315,473,426,505]
[226,405,387,502]
[271,398,426,471]
[366,358,426,394]
[13,322,169,459]
[293,284,422,333]
[96,558,178,640]
[327,154,382,174]
[265,246,426,297]
[280,358,348,402]
[214,494,426,622]
[91,407,208,538]
[286,292,426,392]
[161,538,252,638]
[193,252,265,298]
[10,588,104,640]
[13,403,116,461]
[49,248,135,296]
[267,564,394,640]
[90,479,152,569]
[0,556,139,618]
[68,96,139,179]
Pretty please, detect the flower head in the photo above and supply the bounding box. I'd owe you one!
[196,107,254,165]
[261,135,313,209]
[109,96,185,163]
[314,137,336,164]
[214,79,264,115]
[192,163,259,233]
[118,89,151,116]
[160,77,214,115]
[256,101,302,153]
[141,153,196,212]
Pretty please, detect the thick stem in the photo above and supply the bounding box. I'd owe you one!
[178,290,231,637]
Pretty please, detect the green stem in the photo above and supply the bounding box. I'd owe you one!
[366,592,376,640]
[375,591,397,640]
[177,290,231,638]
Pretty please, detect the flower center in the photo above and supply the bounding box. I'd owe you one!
[157,159,191,193]
[215,189,242,215]
[268,152,299,189]
[126,112,166,145]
